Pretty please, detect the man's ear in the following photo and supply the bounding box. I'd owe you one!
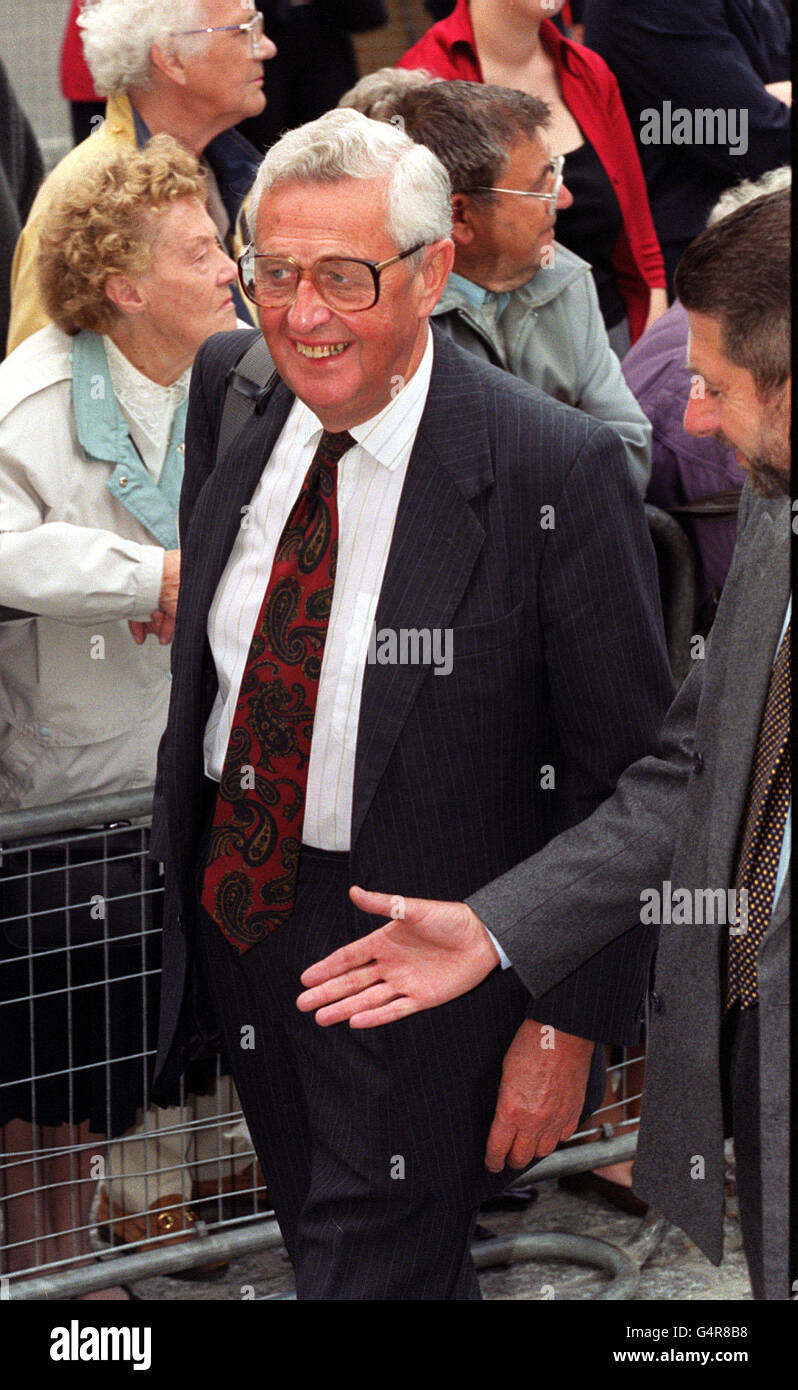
[150,39,189,90]
[451,193,477,248]
[105,274,147,319]
[416,238,456,315]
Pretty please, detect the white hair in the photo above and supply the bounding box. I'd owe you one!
[707,165,791,225]
[250,108,452,257]
[78,0,210,96]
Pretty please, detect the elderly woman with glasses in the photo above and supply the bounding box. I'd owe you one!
[0,137,239,1296]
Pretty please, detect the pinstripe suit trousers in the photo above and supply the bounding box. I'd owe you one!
[195,845,531,1300]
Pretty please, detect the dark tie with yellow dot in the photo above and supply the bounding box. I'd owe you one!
[727,621,790,1009]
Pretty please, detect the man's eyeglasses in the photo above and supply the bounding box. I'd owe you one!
[472,154,566,212]
[175,10,267,57]
[237,244,426,312]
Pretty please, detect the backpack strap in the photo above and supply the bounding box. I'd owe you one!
[216,335,279,466]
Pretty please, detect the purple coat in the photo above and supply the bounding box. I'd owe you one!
[623,300,744,632]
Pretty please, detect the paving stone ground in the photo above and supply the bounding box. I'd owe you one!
[132,1180,751,1302]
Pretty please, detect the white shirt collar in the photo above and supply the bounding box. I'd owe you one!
[289,330,434,471]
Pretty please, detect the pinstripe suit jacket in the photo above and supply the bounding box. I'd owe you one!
[152,326,673,1107]
[470,487,791,1296]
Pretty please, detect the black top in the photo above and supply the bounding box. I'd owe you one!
[556,135,627,331]
[584,0,791,290]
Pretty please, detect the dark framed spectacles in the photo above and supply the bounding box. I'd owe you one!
[175,11,266,57]
[471,154,566,211]
[237,243,426,312]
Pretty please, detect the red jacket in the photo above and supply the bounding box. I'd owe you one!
[399,2,666,342]
[60,0,100,103]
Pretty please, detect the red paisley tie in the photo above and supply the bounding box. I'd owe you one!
[201,429,354,953]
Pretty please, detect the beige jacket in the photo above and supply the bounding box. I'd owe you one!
[7,94,140,354]
[0,323,173,811]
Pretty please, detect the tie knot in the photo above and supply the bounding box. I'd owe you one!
[316,430,355,468]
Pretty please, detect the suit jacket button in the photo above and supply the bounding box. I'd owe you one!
[692,751,704,774]
[651,990,663,1012]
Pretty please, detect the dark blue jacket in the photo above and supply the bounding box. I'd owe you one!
[584,0,791,287]
[133,106,260,322]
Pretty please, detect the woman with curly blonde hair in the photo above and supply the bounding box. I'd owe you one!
[0,135,238,1297]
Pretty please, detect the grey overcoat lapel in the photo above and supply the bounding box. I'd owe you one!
[704,498,791,886]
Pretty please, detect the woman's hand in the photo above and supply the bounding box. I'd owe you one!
[128,611,175,645]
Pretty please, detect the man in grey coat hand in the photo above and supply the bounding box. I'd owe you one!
[340,75,653,493]
[298,188,792,1301]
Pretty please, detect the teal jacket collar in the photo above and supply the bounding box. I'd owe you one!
[71,331,185,550]
[444,271,511,320]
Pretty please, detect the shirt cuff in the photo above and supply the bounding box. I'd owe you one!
[485,927,512,970]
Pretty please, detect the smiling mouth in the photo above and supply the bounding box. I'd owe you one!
[294,342,349,359]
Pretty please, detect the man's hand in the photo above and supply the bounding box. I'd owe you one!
[485,1021,595,1172]
[128,611,176,645]
[158,549,181,617]
[296,886,500,1027]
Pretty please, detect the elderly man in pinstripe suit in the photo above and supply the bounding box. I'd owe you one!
[152,109,673,1299]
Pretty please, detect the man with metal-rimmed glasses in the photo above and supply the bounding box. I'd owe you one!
[340,72,653,494]
[152,107,672,1299]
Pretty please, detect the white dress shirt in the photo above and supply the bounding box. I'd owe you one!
[204,331,434,850]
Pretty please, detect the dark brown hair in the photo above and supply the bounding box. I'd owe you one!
[343,73,550,206]
[674,189,790,395]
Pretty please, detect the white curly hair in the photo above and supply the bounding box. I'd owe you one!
[78,0,211,96]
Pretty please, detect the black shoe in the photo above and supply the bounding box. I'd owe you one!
[472,1222,499,1242]
[481,1182,539,1213]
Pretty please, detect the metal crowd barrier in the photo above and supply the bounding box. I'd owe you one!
[1,789,658,1300]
